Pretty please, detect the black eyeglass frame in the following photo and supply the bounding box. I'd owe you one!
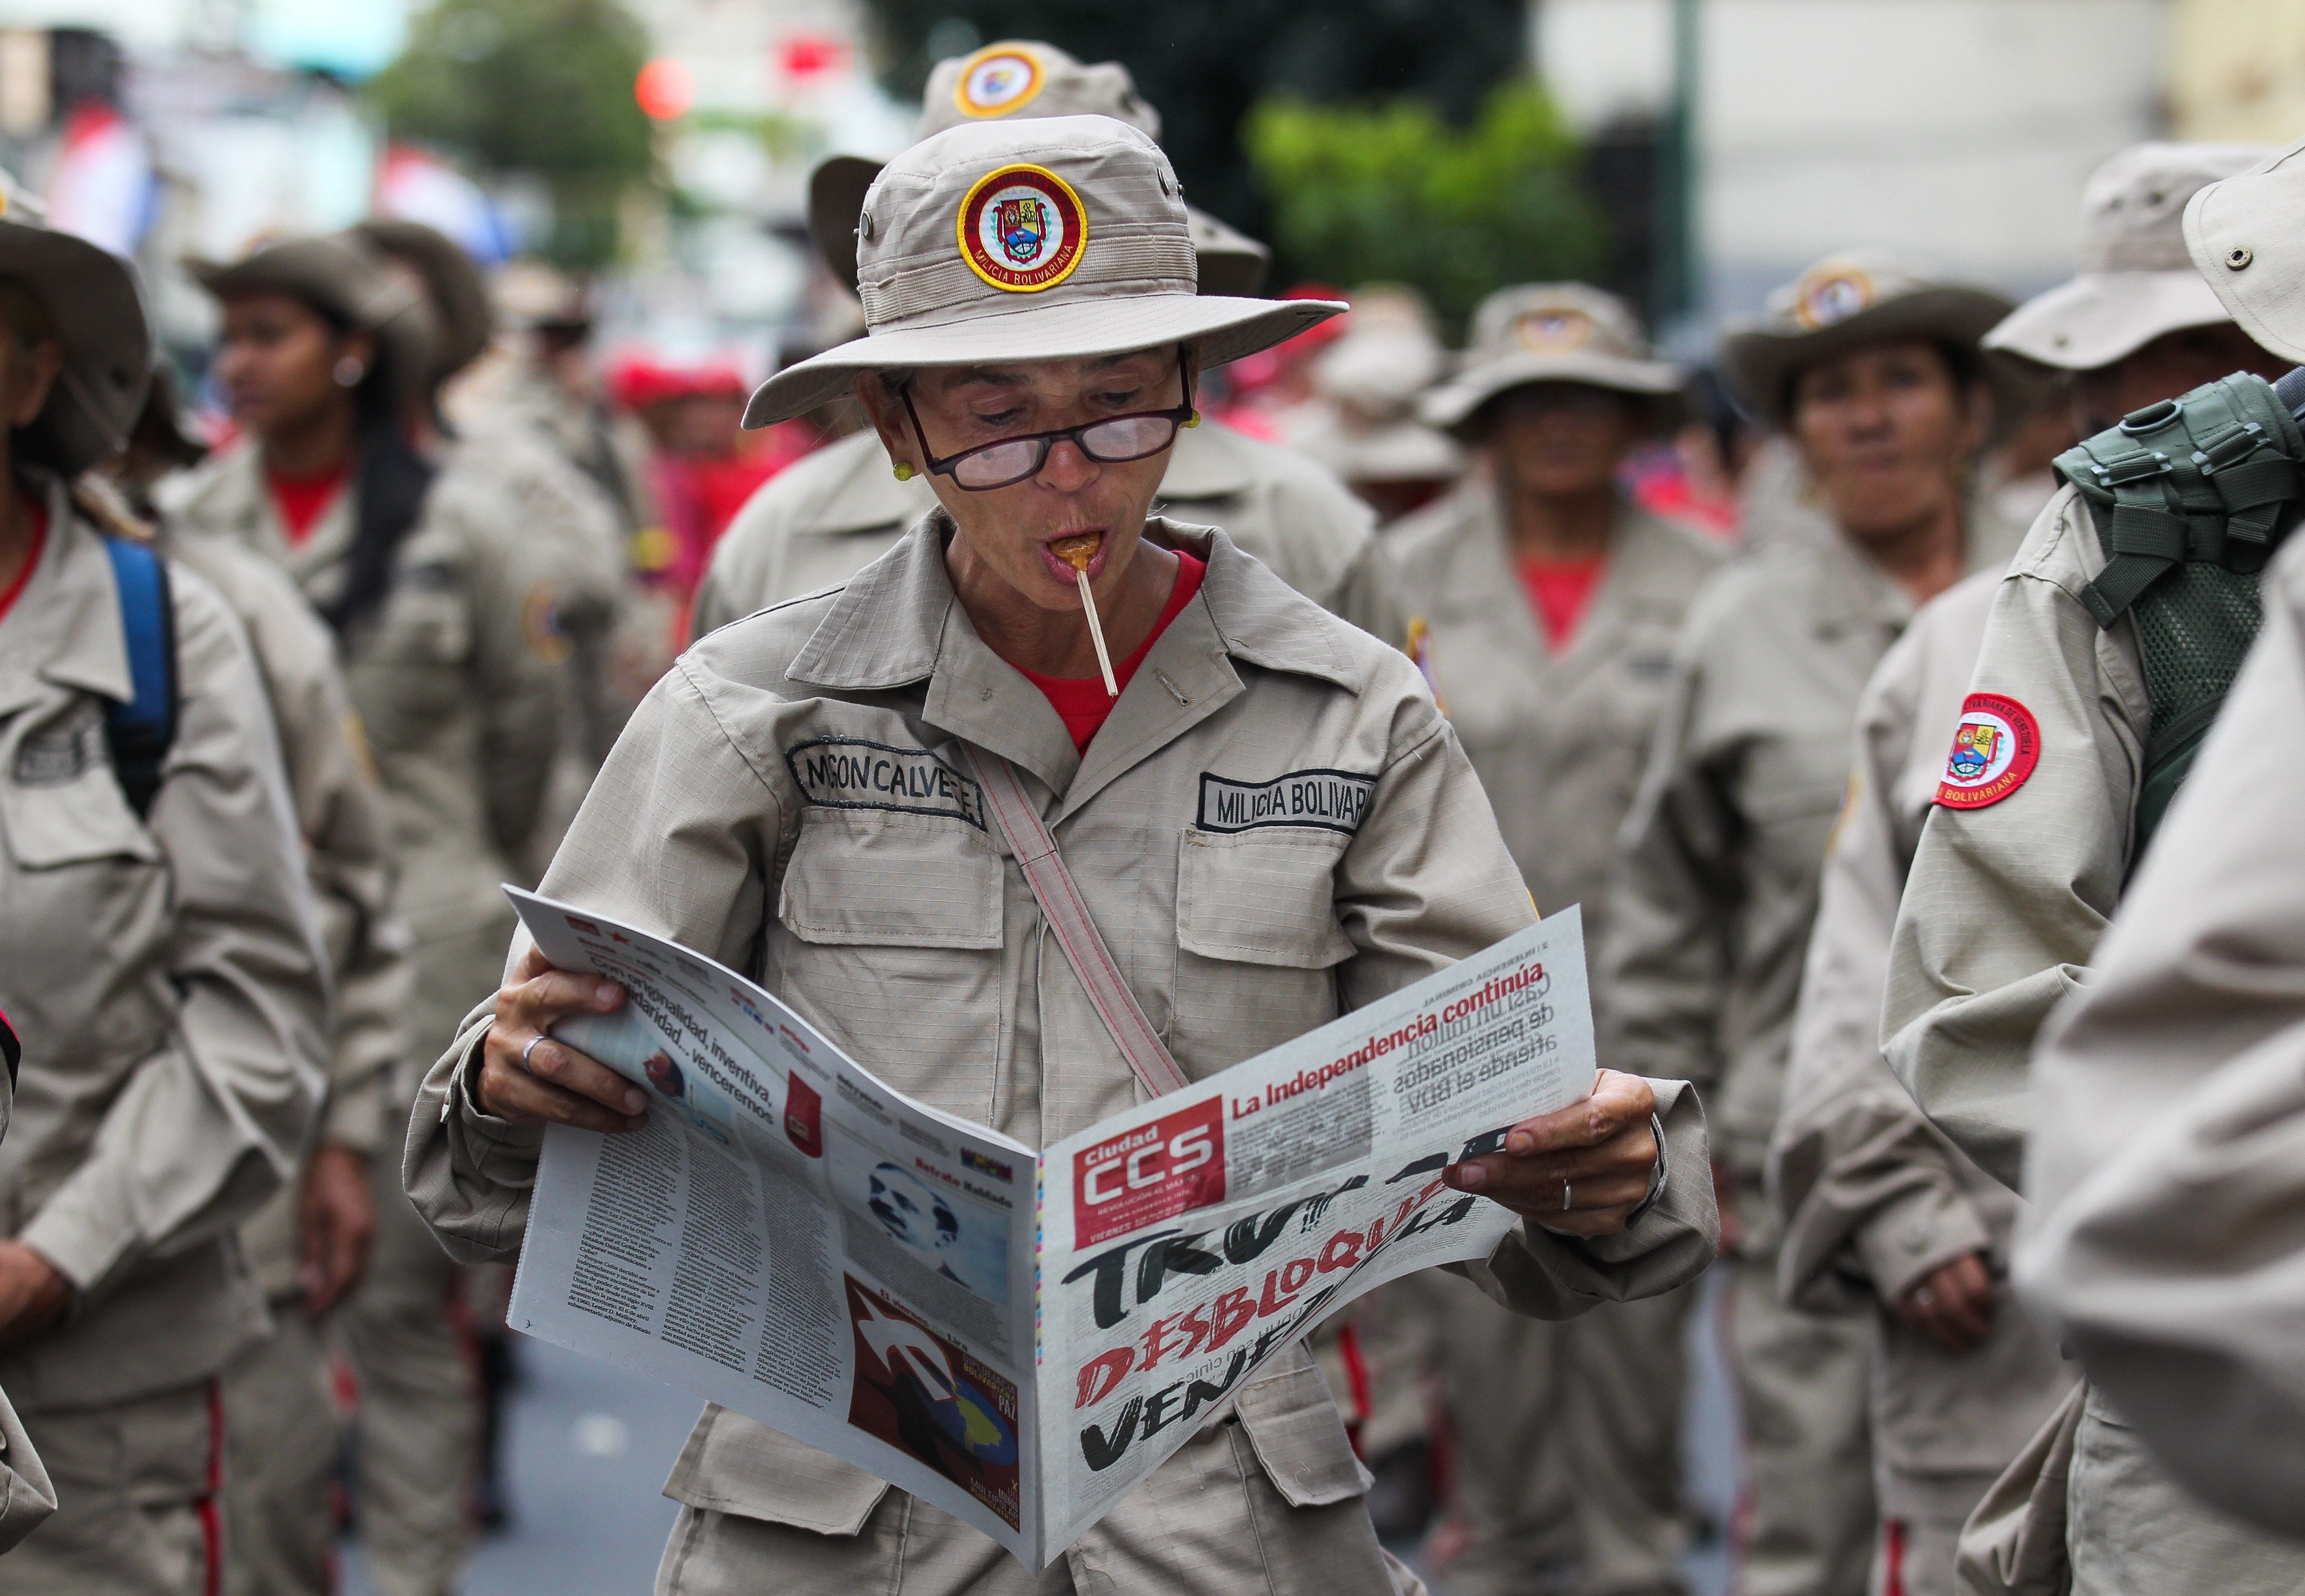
[898,347,1198,491]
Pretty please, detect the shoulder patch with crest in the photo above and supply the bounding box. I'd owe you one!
[1935,692,2039,810]
[1198,769,1376,835]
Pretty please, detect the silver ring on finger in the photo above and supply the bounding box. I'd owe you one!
[1560,1179,1574,1212]
[522,1034,550,1072]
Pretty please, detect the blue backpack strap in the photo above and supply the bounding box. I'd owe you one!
[99,535,178,820]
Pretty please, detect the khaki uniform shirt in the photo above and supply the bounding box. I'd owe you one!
[0,1072,55,1550]
[2016,534,2305,1539]
[687,421,1410,646]
[164,443,569,962]
[404,520,1717,1585]
[1881,487,2151,1191]
[1767,569,2072,1514]
[0,492,328,1409]
[1388,482,1724,955]
[1601,510,2024,1175]
[165,530,411,1296]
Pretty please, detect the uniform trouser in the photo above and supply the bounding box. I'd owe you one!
[0,1378,221,1595]
[1726,1183,1873,1596]
[1431,1271,1695,1596]
[1871,1473,1995,1596]
[336,913,503,1596]
[2065,1382,2305,1594]
[222,1306,340,1596]
[653,1415,1422,1596]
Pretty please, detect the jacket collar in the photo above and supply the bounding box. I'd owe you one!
[0,479,132,714]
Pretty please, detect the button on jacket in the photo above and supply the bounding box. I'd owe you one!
[1880,487,2149,1192]
[1601,513,2023,1174]
[163,442,569,962]
[405,519,1717,1592]
[0,488,327,1410]
[1388,482,1724,956]
[687,420,1410,647]
[1767,569,2072,1531]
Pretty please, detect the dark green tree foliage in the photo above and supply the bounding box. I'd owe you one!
[1245,85,1605,336]
[367,0,655,266]
[856,0,1528,249]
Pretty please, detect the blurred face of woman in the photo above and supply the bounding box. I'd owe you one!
[1790,340,1983,546]
[214,293,367,443]
[861,347,1184,615]
[1486,383,1644,500]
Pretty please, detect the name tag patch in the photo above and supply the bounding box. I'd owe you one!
[1197,769,1375,835]
[785,736,985,829]
[12,711,104,788]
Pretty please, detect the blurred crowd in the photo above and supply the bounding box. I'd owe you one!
[1,27,2304,1596]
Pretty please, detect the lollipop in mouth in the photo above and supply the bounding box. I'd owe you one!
[1052,534,1118,697]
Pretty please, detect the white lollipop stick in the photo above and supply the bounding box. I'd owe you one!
[1076,569,1119,698]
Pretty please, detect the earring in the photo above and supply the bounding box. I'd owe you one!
[333,357,366,388]
[891,462,915,481]
[1184,410,1201,429]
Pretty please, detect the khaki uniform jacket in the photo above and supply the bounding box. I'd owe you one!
[1767,569,2072,1514]
[164,443,569,969]
[1387,482,1724,957]
[2017,534,2305,1539]
[165,530,411,1296]
[1600,514,2024,1175]
[0,492,328,1409]
[0,1073,55,1552]
[1881,487,2151,1191]
[404,519,1718,1580]
[687,421,1410,646]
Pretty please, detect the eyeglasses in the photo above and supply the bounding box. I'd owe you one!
[900,351,1196,491]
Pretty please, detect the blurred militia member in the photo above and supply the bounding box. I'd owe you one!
[0,195,327,1593]
[1605,256,2027,1596]
[172,231,569,1596]
[1392,282,1721,1596]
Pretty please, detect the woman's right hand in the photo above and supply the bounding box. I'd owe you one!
[477,942,648,1133]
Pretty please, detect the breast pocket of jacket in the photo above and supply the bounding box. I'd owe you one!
[769,810,1004,1122]
[1740,735,1851,882]
[356,568,471,741]
[0,710,165,979]
[1173,827,1354,1068]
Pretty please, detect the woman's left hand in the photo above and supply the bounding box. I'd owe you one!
[1441,1070,1660,1238]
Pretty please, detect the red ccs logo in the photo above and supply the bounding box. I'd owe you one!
[784,1071,823,1159]
[1072,1098,1225,1248]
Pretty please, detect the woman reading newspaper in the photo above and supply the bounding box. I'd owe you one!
[404,116,1717,1595]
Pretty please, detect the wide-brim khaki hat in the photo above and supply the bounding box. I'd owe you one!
[746,117,1340,429]
[1990,143,2269,371]
[810,155,1270,300]
[1288,409,1462,485]
[1718,254,2018,426]
[2185,135,2305,365]
[0,195,152,475]
[1421,282,1683,432]
[350,218,494,385]
[190,235,439,411]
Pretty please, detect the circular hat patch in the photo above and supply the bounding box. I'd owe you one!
[1516,308,1593,351]
[954,47,1044,118]
[1936,692,2040,810]
[958,164,1087,293]
[1795,265,1877,330]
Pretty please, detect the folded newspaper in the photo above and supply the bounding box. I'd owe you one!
[505,887,1597,1569]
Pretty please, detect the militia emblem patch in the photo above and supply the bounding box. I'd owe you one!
[1935,692,2039,810]
[1516,309,1593,351]
[953,47,1044,118]
[958,164,1087,293]
[1794,264,1877,329]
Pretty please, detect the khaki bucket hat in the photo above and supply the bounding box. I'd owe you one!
[190,234,440,411]
[1291,288,1461,482]
[810,40,1269,300]
[0,171,152,475]
[2185,134,2305,365]
[745,117,1339,429]
[1718,254,2016,425]
[1988,143,2267,372]
[350,218,496,385]
[1420,283,1683,433]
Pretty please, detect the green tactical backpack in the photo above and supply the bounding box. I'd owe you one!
[2055,369,2305,854]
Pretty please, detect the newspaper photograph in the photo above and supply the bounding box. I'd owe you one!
[503,887,1595,1569]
